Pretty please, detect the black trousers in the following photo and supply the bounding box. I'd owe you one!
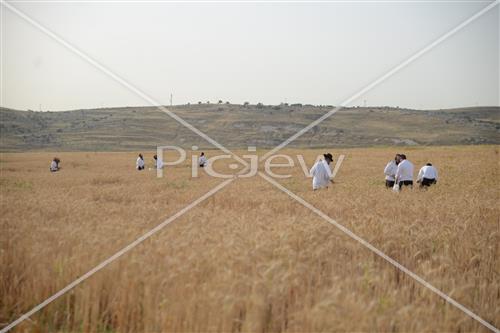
[386,180,395,188]
[398,180,413,189]
[421,178,436,187]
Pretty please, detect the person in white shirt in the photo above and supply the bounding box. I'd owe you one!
[50,157,60,172]
[395,154,414,189]
[198,152,207,168]
[136,154,145,171]
[417,163,438,188]
[310,153,334,190]
[383,154,400,188]
[153,154,163,169]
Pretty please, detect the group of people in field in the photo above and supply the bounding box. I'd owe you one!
[384,153,438,190]
[135,153,165,170]
[135,152,207,171]
[309,152,438,191]
[49,151,437,191]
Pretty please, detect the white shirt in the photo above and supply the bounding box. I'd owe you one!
[50,160,58,171]
[136,157,145,169]
[154,158,163,169]
[395,159,414,182]
[384,160,398,181]
[310,159,332,190]
[417,165,438,181]
[198,155,207,166]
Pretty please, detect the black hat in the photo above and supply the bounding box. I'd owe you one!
[323,153,333,162]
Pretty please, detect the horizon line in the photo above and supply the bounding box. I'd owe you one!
[1,103,499,113]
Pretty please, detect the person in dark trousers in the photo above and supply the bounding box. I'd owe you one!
[417,163,438,188]
[136,154,145,170]
[384,154,400,188]
[395,154,414,190]
[198,152,207,168]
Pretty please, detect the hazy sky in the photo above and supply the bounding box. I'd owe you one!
[1,1,499,111]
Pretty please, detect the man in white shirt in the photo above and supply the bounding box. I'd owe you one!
[383,154,399,188]
[136,154,145,171]
[395,154,414,190]
[417,163,438,188]
[153,154,163,169]
[50,157,60,172]
[310,153,333,190]
[198,152,207,168]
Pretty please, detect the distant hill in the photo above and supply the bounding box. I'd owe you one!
[0,104,498,151]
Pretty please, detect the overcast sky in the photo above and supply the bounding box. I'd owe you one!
[1,1,498,111]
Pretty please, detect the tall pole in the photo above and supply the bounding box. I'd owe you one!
[170,93,173,106]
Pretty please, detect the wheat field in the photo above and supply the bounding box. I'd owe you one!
[0,146,499,332]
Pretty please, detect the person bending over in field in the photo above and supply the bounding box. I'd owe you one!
[198,152,207,168]
[310,153,334,190]
[153,154,163,169]
[384,154,400,188]
[417,163,438,188]
[136,154,145,171]
[395,154,414,190]
[50,157,61,172]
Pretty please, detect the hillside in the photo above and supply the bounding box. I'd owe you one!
[0,104,498,151]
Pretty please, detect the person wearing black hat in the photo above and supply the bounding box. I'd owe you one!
[198,152,207,168]
[50,157,61,172]
[136,154,145,170]
[152,154,163,169]
[309,153,334,190]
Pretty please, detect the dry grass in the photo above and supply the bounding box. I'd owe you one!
[0,146,499,332]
